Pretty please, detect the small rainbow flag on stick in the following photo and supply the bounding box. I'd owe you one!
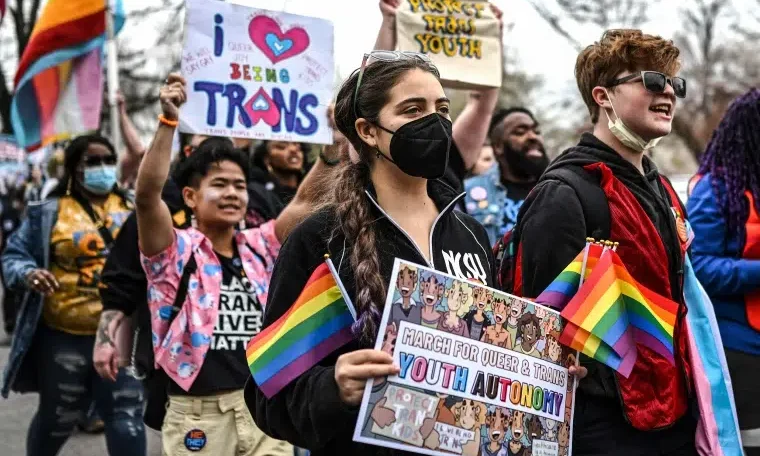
[247,257,356,398]
[535,239,606,310]
[558,247,680,378]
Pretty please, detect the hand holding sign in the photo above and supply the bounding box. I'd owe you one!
[160,73,187,121]
[335,349,400,406]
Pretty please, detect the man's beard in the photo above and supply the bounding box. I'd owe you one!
[502,142,549,180]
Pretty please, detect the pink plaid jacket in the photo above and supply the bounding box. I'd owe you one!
[141,221,280,391]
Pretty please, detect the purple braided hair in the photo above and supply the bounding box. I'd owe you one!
[697,88,760,249]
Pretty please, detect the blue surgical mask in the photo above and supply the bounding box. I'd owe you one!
[83,166,117,195]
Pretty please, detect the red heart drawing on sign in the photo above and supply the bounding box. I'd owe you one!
[249,15,310,64]
[240,87,281,127]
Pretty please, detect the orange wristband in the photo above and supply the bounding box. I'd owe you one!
[158,115,179,128]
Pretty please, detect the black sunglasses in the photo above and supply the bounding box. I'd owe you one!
[83,155,117,167]
[608,71,686,98]
[352,51,436,117]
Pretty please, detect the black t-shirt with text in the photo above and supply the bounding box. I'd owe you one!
[168,251,264,396]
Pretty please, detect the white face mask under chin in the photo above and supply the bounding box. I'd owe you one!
[603,92,663,152]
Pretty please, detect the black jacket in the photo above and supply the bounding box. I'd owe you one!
[519,133,683,303]
[516,133,695,451]
[244,179,495,455]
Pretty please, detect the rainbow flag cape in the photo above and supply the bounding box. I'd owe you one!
[558,249,679,378]
[535,242,605,310]
[247,259,356,398]
[10,0,125,150]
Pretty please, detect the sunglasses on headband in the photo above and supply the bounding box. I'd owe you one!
[352,51,435,117]
[608,71,686,98]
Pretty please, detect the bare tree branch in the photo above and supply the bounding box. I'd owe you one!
[526,0,583,52]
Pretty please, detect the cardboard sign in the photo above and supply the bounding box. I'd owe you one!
[180,0,335,144]
[395,0,502,89]
[354,259,576,456]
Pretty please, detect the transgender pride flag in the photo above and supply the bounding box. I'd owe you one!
[10,0,125,150]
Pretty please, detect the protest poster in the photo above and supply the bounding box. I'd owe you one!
[180,0,335,144]
[354,259,577,456]
[395,0,502,89]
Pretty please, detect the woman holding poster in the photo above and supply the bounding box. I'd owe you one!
[245,53,497,454]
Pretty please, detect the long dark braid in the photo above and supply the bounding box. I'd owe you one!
[698,89,760,248]
[331,56,441,343]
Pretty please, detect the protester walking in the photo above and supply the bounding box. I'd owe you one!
[687,88,760,456]
[1,134,145,456]
[246,51,498,455]
[464,107,550,244]
[510,29,740,454]
[129,73,337,455]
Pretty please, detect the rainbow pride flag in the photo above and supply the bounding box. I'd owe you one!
[535,242,605,310]
[559,249,680,377]
[247,259,356,398]
[10,0,125,150]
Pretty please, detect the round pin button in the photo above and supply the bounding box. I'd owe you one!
[185,429,207,452]
[469,186,487,201]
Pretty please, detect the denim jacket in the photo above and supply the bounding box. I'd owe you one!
[1,199,59,397]
[463,165,508,245]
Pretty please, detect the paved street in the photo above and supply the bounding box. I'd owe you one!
[0,346,162,456]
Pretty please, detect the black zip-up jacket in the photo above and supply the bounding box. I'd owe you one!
[517,133,695,453]
[520,133,684,304]
[244,178,495,455]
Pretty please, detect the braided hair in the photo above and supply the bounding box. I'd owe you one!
[698,88,760,246]
[332,56,441,343]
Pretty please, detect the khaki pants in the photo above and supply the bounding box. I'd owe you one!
[162,389,292,456]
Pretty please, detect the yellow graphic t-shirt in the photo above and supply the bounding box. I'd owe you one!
[43,194,132,335]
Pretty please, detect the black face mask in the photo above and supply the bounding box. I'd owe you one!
[375,113,452,179]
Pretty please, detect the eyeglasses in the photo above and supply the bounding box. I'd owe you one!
[83,155,117,167]
[352,51,436,117]
[608,71,686,98]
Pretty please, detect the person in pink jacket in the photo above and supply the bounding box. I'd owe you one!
[134,73,340,456]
